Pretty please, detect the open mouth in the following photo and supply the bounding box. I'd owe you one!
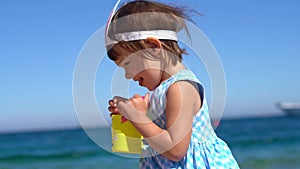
[138,77,144,86]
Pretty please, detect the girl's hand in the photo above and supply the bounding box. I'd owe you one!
[108,96,128,116]
[117,93,150,123]
[129,93,149,113]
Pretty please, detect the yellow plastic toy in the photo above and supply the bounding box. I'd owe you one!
[111,114,143,154]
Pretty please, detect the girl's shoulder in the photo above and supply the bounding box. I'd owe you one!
[152,69,204,101]
[159,69,201,89]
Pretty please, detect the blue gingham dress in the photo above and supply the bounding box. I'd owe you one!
[140,70,239,169]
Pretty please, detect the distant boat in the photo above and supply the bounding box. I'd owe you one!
[276,102,300,117]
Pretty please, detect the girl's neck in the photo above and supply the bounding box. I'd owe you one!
[161,61,186,82]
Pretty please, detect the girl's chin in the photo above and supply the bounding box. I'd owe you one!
[145,85,155,91]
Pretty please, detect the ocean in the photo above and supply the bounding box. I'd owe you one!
[0,116,299,169]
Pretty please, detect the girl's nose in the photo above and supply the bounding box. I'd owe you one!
[125,70,133,79]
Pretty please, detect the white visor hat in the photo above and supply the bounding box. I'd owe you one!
[105,0,178,47]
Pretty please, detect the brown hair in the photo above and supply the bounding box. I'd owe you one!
[106,0,195,65]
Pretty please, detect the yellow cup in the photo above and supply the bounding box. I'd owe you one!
[111,114,143,154]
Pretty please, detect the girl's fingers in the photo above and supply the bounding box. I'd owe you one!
[108,106,119,113]
[110,112,120,117]
[109,100,117,107]
[133,94,141,98]
[144,92,150,102]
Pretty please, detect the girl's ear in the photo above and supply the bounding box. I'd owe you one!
[145,37,162,55]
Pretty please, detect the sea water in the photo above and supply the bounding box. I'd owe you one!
[0,116,299,169]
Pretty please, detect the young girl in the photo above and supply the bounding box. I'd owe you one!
[106,0,239,168]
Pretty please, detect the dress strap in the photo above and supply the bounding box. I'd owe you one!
[170,70,204,104]
[172,70,201,84]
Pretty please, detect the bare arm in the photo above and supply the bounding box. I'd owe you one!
[116,81,201,161]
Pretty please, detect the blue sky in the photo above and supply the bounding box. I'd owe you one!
[1,0,299,133]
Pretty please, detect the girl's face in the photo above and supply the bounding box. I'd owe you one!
[113,45,164,91]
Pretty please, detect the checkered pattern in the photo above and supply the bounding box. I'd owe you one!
[140,70,240,169]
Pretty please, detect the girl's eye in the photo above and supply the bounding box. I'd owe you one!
[124,61,130,66]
